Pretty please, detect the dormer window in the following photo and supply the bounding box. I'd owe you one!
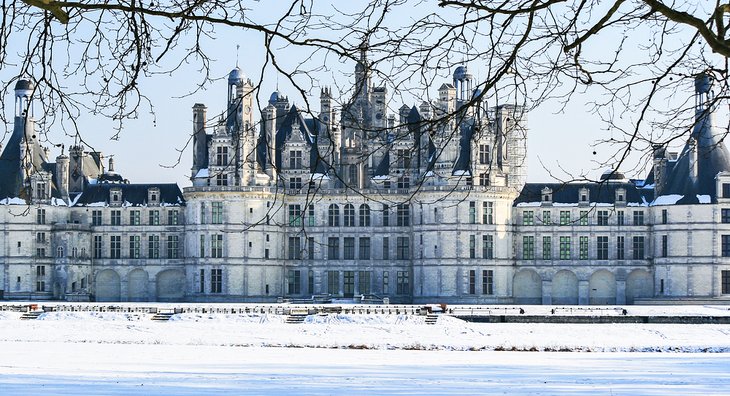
[615,188,626,204]
[579,187,589,205]
[541,187,552,204]
[148,187,160,206]
[110,188,122,205]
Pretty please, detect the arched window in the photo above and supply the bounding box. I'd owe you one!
[57,246,64,258]
[359,204,371,227]
[328,204,340,227]
[344,204,355,227]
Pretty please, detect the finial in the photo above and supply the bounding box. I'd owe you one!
[236,45,240,67]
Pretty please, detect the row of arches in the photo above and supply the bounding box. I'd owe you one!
[95,268,185,302]
[513,269,653,305]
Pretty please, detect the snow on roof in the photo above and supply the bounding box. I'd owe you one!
[652,194,684,206]
[195,168,209,178]
[0,197,26,205]
[697,194,711,204]
[515,202,542,207]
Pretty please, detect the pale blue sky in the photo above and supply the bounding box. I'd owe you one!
[1,2,720,188]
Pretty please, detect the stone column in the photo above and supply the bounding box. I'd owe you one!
[616,280,626,304]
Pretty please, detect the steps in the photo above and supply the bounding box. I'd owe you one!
[286,314,307,324]
[425,314,439,325]
[20,311,43,320]
[151,312,175,321]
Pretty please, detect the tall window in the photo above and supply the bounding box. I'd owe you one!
[288,270,301,294]
[211,234,223,258]
[617,210,625,226]
[382,271,389,294]
[633,210,644,226]
[597,236,608,260]
[36,208,46,224]
[289,204,302,226]
[167,235,179,259]
[289,177,302,189]
[308,237,315,260]
[542,210,551,225]
[579,211,589,226]
[523,236,534,260]
[661,209,668,224]
[396,149,411,168]
[382,237,389,260]
[722,270,730,294]
[396,271,409,295]
[661,235,668,257]
[597,210,609,226]
[327,270,339,295]
[211,202,223,224]
[468,270,476,294]
[523,211,534,226]
[344,237,355,259]
[397,204,410,226]
[148,235,160,258]
[359,204,371,226]
[579,236,589,260]
[216,146,228,166]
[482,201,494,224]
[479,144,490,164]
[216,173,228,186]
[130,210,141,225]
[111,210,121,226]
[469,201,476,224]
[343,271,355,297]
[211,269,222,293]
[396,237,410,260]
[632,236,645,259]
[167,210,179,225]
[110,235,121,259]
[92,210,102,226]
[129,235,141,258]
[328,237,339,260]
[617,236,625,260]
[382,204,390,226]
[288,237,302,260]
[542,236,552,260]
[469,235,476,259]
[344,204,355,227]
[359,271,372,295]
[482,235,494,259]
[328,204,340,227]
[199,235,205,258]
[559,211,570,225]
[359,237,371,260]
[722,235,730,257]
[289,150,303,169]
[307,205,316,226]
[93,235,102,258]
[559,236,571,260]
[482,270,494,295]
[149,210,160,225]
[479,173,489,186]
[722,209,730,223]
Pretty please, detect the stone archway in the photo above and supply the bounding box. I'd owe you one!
[626,269,653,304]
[513,270,542,304]
[95,269,121,302]
[552,270,578,305]
[156,269,185,301]
[589,270,616,305]
[127,268,149,302]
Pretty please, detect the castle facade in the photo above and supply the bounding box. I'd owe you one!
[1,54,729,304]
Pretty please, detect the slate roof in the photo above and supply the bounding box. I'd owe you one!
[73,183,185,206]
[659,108,730,203]
[255,105,327,173]
[514,182,653,206]
[0,117,56,199]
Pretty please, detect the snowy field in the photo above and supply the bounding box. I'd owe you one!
[1,307,729,394]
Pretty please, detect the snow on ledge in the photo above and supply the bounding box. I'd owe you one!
[652,194,683,206]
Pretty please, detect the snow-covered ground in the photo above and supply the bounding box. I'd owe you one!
[1,307,729,394]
